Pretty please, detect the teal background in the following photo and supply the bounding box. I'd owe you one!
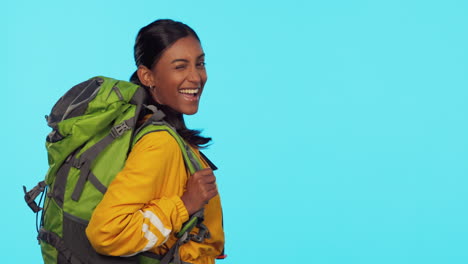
[4,0,468,263]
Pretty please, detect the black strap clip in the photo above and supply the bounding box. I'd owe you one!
[23,181,47,213]
[190,223,211,243]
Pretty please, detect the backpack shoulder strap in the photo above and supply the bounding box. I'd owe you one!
[133,121,204,174]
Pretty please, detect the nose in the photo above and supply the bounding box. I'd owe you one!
[187,67,202,84]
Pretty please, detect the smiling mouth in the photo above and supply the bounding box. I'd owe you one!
[179,88,200,101]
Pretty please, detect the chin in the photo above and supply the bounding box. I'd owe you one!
[183,108,199,115]
[175,105,199,115]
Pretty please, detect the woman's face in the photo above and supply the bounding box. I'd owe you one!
[141,36,207,115]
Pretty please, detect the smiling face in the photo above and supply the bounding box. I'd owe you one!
[138,35,207,115]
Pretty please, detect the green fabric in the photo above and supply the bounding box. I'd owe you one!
[138,255,161,264]
[43,196,64,236]
[41,197,61,263]
[39,76,148,263]
[45,77,135,185]
[63,108,137,221]
[43,76,141,221]
[40,241,58,264]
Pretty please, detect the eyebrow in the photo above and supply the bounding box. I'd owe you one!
[171,53,205,64]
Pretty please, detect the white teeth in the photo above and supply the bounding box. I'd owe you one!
[179,88,199,94]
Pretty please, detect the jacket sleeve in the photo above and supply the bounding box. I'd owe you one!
[85,131,190,256]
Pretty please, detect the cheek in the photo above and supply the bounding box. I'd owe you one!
[201,71,208,85]
[150,87,162,104]
[156,74,180,93]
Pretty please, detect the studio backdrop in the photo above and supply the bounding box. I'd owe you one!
[4,0,468,263]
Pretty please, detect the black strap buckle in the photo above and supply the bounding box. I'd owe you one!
[23,181,47,213]
[190,223,211,243]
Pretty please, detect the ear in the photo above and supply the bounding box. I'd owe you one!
[137,65,155,87]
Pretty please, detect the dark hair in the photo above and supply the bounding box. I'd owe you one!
[130,19,211,148]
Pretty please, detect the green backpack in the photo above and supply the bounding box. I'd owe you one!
[23,76,211,264]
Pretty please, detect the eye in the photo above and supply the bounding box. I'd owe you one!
[175,64,187,70]
[196,62,206,68]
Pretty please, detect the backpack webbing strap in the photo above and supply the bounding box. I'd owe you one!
[70,106,166,201]
[159,210,209,264]
[129,86,148,106]
[159,239,184,264]
[71,159,92,201]
[184,144,202,173]
[189,210,211,243]
[132,105,166,139]
[199,152,217,171]
[69,91,156,201]
[88,171,108,194]
[38,228,84,264]
[175,209,204,238]
[70,116,136,201]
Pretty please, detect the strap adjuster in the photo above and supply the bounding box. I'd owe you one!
[23,181,47,213]
[190,223,210,243]
[72,157,84,169]
[111,121,131,138]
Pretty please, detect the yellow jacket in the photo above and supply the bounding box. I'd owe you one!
[86,130,225,264]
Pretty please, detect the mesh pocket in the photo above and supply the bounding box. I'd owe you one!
[62,213,138,264]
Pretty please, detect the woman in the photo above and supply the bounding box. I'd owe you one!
[86,19,225,264]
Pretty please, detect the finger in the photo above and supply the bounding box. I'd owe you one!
[201,191,217,203]
[200,181,216,192]
[194,175,214,186]
[205,184,217,193]
[194,168,213,177]
[195,168,212,174]
[206,188,218,199]
[200,175,216,184]
[200,168,213,173]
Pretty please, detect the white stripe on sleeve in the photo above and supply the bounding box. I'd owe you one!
[141,210,172,242]
[121,223,158,257]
